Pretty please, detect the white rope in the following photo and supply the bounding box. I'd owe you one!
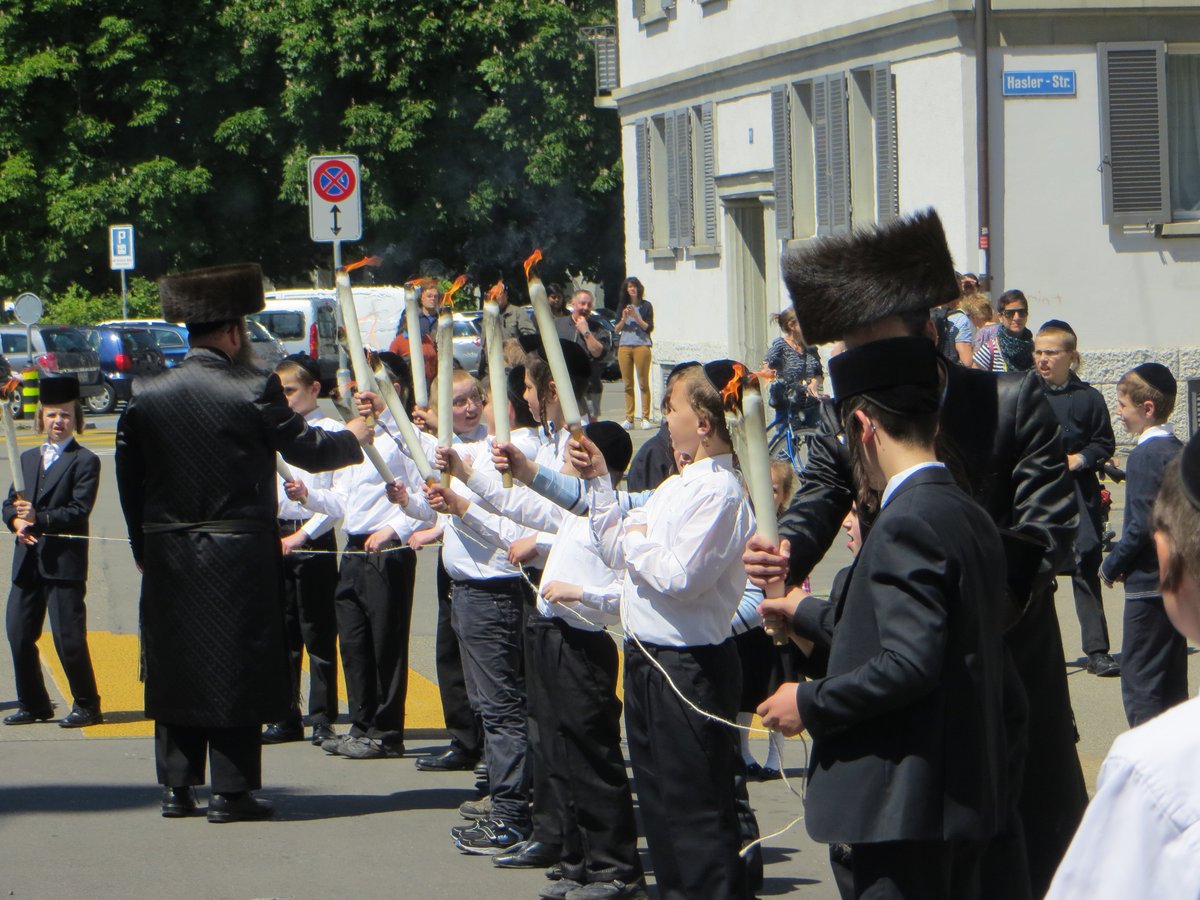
[18,531,432,556]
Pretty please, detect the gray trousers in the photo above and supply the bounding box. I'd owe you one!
[451,577,530,826]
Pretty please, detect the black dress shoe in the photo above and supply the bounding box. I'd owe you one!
[3,708,54,725]
[1086,652,1121,677]
[474,759,489,777]
[262,721,304,744]
[207,792,275,823]
[416,748,480,772]
[59,708,103,728]
[492,840,562,869]
[161,786,198,818]
[311,724,336,745]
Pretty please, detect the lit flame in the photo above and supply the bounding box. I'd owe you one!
[720,363,749,412]
[485,280,505,303]
[442,274,467,309]
[523,249,543,280]
[341,255,382,274]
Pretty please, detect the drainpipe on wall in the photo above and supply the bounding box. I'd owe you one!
[976,0,991,288]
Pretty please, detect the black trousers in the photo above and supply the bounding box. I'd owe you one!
[849,840,986,899]
[624,639,749,900]
[523,604,563,848]
[1121,595,1189,727]
[155,722,262,793]
[335,540,416,747]
[280,528,339,725]
[435,552,482,757]
[526,616,641,884]
[1070,546,1110,655]
[6,577,99,714]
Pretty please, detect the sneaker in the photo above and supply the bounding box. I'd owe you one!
[335,736,405,759]
[540,880,584,899]
[620,420,634,431]
[459,797,493,820]
[565,880,649,899]
[454,818,528,855]
[1086,652,1121,677]
[321,734,355,755]
[640,418,653,430]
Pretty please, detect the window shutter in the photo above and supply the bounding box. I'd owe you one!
[814,78,831,234]
[701,101,718,244]
[827,73,851,233]
[635,118,653,249]
[633,0,646,19]
[771,84,794,240]
[874,63,899,224]
[595,33,619,95]
[1098,43,1170,225]
[665,112,681,248]
[674,109,695,247]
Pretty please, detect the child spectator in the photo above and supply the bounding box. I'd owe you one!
[1102,363,1186,726]
[1047,432,1200,898]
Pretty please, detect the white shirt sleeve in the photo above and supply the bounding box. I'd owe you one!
[465,467,566,534]
[301,468,348,519]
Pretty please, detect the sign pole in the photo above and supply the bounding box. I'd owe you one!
[333,240,352,397]
[120,269,128,319]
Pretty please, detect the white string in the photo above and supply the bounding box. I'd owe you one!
[19,531,431,556]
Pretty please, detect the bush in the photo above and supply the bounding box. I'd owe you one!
[41,278,162,326]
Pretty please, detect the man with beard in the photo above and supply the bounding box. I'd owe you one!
[116,264,369,823]
[745,210,1084,898]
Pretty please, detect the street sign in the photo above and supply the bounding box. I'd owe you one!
[307,155,362,243]
[1001,71,1076,97]
[13,293,42,326]
[109,225,135,270]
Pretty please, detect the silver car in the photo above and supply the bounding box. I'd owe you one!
[245,318,287,370]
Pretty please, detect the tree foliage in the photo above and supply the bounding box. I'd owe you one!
[0,0,622,309]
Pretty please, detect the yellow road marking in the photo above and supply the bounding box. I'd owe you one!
[35,631,447,737]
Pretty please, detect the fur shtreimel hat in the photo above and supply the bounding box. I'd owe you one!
[159,263,266,325]
[781,208,960,345]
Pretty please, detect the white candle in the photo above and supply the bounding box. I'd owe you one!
[482,299,513,488]
[404,287,429,407]
[371,356,436,483]
[336,270,377,398]
[328,397,396,484]
[740,384,778,545]
[2,400,24,496]
[527,274,582,430]
[436,310,455,488]
[276,455,296,484]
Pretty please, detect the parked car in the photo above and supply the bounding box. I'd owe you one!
[77,326,167,414]
[451,314,483,373]
[245,317,287,370]
[0,326,104,418]
[255,292,340,389]
[100,320,189,367]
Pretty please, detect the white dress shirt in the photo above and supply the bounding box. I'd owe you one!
[589,453,755,646]
[466,466,622,630]
[1046,695,1200,900]
[1137,423,1174,445]
[880,461,946,508]
[277,410,342,541]
[302,422,436,540]
[41,438,70,471]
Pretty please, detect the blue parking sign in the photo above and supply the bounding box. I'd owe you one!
[109,224,135,271]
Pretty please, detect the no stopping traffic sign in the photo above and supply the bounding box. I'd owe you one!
[308,154,362,243]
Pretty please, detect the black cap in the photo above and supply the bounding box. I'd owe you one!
[507,364,536,428]
[282,352,321,383]
[702,359,739,393]
[1038,319,1076,337]
[1181,433,1200,513]
[1132,362,1176,397]
[374,351,406,383]
[828,336,940,416]
[585,421,634,477]
[39,376,80,405]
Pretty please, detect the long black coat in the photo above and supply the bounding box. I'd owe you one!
[795,468,1010,844]
[115,348,362,728]
[778,364,1085,892]
[3,441,100,583]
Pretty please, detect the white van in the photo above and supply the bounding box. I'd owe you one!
[255,291,340,387]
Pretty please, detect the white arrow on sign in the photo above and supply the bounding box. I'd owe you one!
[308,155,363,243]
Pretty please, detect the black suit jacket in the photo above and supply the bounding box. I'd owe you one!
[795,467,1010,844]
[3,440,100,583]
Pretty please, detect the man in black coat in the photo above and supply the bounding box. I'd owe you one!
[115,264,368,823]
[746,210,1085,897]
[760,337,1011,898]
[4,376,102,727]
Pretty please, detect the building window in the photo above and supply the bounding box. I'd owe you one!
[581,25,619,97]
[634,0,671,25]
[635,107,717,252]
[1098,42,1200,226]
[773,65,897,241]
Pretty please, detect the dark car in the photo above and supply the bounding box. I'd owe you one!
[78,326,167,414]
[0,325,104,419]
[99,319,190,367]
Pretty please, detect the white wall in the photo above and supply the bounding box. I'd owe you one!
[715,94,774,175]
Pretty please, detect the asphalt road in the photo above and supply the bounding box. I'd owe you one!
[0,388,1194,899]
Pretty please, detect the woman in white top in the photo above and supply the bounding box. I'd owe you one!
[586,361,756,900]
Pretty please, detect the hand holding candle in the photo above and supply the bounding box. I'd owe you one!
[276,455,297,484]
[1,379,25,497]
[482,284,513,488]
[524,250,583,435]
